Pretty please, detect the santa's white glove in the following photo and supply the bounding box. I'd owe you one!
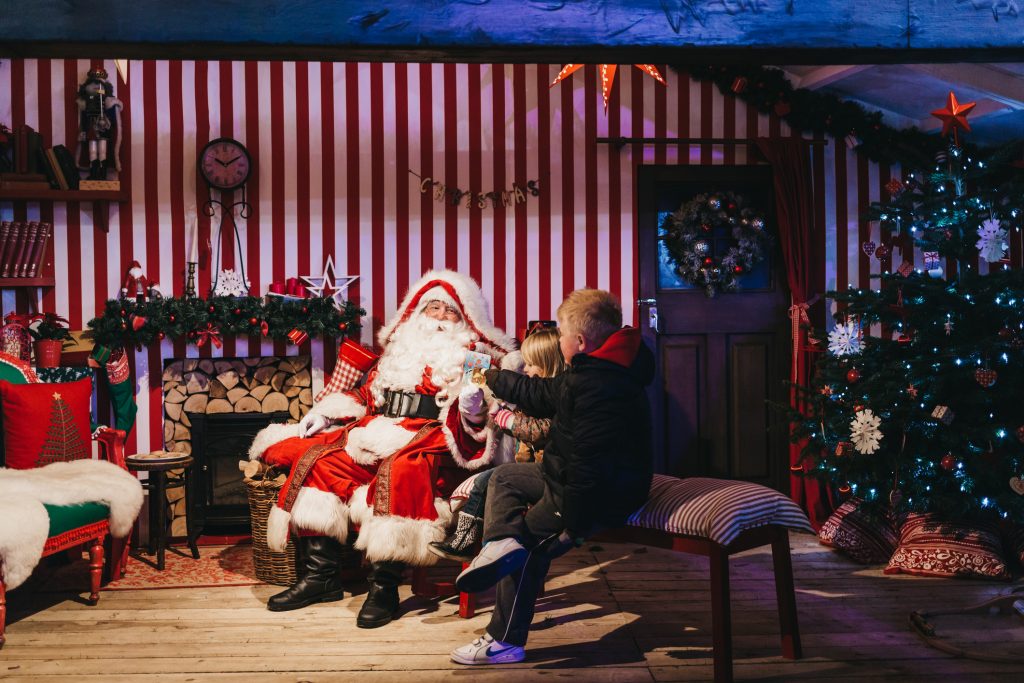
[458,384,488,426]
[298,413,331,438]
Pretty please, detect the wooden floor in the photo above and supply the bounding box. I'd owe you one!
[3,534,1023,682]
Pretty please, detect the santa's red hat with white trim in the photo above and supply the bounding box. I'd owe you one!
[377,269,521,368]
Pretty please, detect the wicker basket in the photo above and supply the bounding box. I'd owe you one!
[245,475,298,586]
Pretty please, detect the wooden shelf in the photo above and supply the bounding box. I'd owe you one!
[0,276,56,287]
[0,188,128,202]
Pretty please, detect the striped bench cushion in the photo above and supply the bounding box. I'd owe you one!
[627,475,814,546]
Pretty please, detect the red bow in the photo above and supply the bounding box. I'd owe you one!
[261,320,270,337]
[195,323,222,349]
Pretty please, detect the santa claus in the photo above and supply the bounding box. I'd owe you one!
[248,269,520,627]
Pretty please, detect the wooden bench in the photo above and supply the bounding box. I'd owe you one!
[416,474,813,683]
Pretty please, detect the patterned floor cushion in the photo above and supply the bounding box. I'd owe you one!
[818,497,899,564]
[626,475,814,546]
[884,513,1011,580]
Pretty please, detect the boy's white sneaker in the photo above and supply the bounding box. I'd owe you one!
[450,633,525,665]
[455,537,528,593]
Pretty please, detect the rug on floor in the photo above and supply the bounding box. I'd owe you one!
[105,542,263,590]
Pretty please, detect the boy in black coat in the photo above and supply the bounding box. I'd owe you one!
[451,289,654,665]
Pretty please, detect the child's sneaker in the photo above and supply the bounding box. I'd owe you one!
[455,537,528,593]
[450,633,525,665]
[428,511,481,562]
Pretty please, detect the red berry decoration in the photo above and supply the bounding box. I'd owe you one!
[249,317,259,326]
[119,308,127,317]
[940,454,956,471]
[188,330,197,339]
[302,306,309,314]
[158,331,165,340]
[338,322,348,332]
[974,368,997,388]
[120,322,127,330]
[846,368,860,383]
[208,305,216,314]
[169,314,176,323]
[233,308,242,316]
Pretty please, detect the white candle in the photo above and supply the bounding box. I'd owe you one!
[187,209,199,263]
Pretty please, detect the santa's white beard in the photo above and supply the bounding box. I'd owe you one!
[371,313,475,407]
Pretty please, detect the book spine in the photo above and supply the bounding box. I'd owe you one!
[1,222,23,278]
[46,148,68,191]
[18,222,39,277]
[11,221,34,278]
[28,222,51,278]
[0,221,11,276]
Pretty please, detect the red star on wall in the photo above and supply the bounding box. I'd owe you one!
[930,91,976,145]
[551,64,666,112]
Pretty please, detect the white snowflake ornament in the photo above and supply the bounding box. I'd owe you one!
[850,409,883,455]
[976,218,1008,263]
[828,320,863,356]
[213,268,250,297]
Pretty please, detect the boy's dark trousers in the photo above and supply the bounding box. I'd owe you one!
[482,462,577,647]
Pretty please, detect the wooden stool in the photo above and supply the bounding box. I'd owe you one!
[125,453,200,570]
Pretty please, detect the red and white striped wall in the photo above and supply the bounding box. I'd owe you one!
[5,59,1018,455]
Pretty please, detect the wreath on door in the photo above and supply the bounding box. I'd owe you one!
[659,191,771,297]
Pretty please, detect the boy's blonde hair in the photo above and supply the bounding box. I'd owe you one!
[520,327,566,378]
[556,288,622,347]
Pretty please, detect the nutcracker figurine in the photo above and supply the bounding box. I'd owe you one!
[76,65,124,180]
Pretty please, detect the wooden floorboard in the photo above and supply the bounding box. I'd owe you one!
[2,535,1023,682]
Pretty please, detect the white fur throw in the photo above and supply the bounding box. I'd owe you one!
[0,460,144,590]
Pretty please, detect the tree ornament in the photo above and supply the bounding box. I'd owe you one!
[120,322,127,330]
[897,261,914,277]
[249,317,259,326]
[338,322,348,332]
[208,305,216,314]
[302,306,309,314]
[169,314,176,323]
[846,368,861,383]
[940,453,957,471]
[1016,425,1024,443]
[828,320,863,356]
[930,91,976,144]
[820,384,834,397]
[1010,477,1024,495]
[861,241,876,257]
[850,408,883,454]
[885,178,904,196]
[835,441,854,457]
[234,308,242,316]
[889,488,903,507]
[286,328,309,345]
[976,218,1008,263]
[119,308,127,317]
[212,268,250,297]
[974,368,997,388]
[659,191,771,297]
[838,483,852,496]
[874,244,890,260]
[931,405,955,425]
[157,331,165,340]
[906,383,918,398]
[130,314,147,332]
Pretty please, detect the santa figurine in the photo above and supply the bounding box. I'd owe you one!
[120,260,161,302]
[249,269,521,627]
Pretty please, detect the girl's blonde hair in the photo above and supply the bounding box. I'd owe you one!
[520,327,566,378]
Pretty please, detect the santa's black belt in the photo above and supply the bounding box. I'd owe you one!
[382,389,441,420]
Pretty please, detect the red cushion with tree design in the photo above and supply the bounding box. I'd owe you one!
[0,378,92,469]
[884,512,1011,580]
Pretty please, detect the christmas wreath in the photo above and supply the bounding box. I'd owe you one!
[659,191,771,297]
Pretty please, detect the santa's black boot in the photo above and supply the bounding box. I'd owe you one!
[356,560,405,628]
[267,536,347,612]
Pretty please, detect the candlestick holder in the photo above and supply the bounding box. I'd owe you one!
[185,262,198,298]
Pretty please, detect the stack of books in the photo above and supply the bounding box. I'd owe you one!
[0,221,52,279]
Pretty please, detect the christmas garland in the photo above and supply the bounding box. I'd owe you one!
[682,65,988,168]
[87,295,364,350]
[659,191,771,297]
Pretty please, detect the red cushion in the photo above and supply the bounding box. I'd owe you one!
[0,378,93,469]
[884,513,1010,580]
[818,497,898,564]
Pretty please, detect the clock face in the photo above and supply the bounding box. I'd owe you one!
[198,137,252,190]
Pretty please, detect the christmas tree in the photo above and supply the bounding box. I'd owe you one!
[791,95,1024,525]
[37,392,89,466]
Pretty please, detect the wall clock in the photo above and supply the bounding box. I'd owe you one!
[198,137,252,191]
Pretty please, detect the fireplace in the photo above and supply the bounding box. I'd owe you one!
[186,411,290,535]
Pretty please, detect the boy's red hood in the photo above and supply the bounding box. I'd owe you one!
[588,327,641,368]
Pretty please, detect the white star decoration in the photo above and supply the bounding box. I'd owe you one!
[300,256,358,309]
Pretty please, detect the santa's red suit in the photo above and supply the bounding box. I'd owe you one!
[249,270,520,569]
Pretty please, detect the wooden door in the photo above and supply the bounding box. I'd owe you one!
[638,164,789,490]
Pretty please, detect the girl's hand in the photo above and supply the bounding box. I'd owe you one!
[492,408,516,431]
